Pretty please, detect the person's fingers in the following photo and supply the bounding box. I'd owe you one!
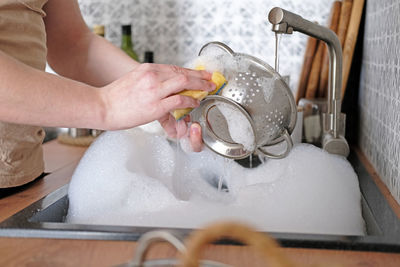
[189,123,203,152]
[159,95,200,115]
[165,65,212,80]
[136,63,212,81]
[160,74,216,98]
[158,114,177,138]
[176,120,188,138]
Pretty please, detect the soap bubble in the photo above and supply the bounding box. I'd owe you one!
[215,102,255,152]
[67,128,365,236]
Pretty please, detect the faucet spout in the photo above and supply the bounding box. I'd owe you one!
[271,22,293,34]
[268,7,349,157]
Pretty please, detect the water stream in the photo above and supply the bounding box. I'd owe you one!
[274,32,282,73]
[217,158,231,192]
[217,176,223,192]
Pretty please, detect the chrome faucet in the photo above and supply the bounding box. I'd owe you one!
[268,7,350,157]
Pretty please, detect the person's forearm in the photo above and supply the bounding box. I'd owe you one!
[47,31,139,87]
[44,0,139,87]
[0,51,106,129]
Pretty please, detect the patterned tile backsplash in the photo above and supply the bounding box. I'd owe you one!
[359,0,400,204]
[78,0,400,204]
[77,0,334,91]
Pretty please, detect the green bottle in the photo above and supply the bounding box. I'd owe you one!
[121,25,139,62]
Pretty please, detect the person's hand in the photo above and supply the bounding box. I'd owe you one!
[100,63,215,131]
[158,114,203,152]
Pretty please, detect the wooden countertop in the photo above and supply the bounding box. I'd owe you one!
[0,140,86,223]
[0,140,399,266]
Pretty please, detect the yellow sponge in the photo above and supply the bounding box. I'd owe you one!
[172,68,227,120]
[209,71,227,95]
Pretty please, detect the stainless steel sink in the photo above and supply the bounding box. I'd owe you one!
[1,151,400,252]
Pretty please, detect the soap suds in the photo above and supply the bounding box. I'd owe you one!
[67,128,365,236]
[216,102,255,152]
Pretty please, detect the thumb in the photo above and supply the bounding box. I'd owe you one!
[189,123,203,152]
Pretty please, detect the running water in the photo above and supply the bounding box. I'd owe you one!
[217,176,223,192]
[258,154,265,164]
[172,120,189,200]
[175,119,189,154]
[249,154,253,168]
[218,158,230,192]
[175,121,184,168]
[274,32,282,73]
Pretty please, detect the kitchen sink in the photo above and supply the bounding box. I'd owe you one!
[1,151,400,252]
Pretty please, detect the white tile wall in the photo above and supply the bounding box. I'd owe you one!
[359,0,400,203]
[77,0,334,91]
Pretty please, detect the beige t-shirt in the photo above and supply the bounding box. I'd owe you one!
[0,0,48,187]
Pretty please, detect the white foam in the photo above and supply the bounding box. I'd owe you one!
[186,47,250,82]
[138,120,165,135]
[67,128,365,236]
[216,102,255,152]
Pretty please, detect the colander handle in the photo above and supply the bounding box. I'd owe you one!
[257,129,293,159]
[198,41,235,57]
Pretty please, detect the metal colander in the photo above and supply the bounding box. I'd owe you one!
[191,42,297,159]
